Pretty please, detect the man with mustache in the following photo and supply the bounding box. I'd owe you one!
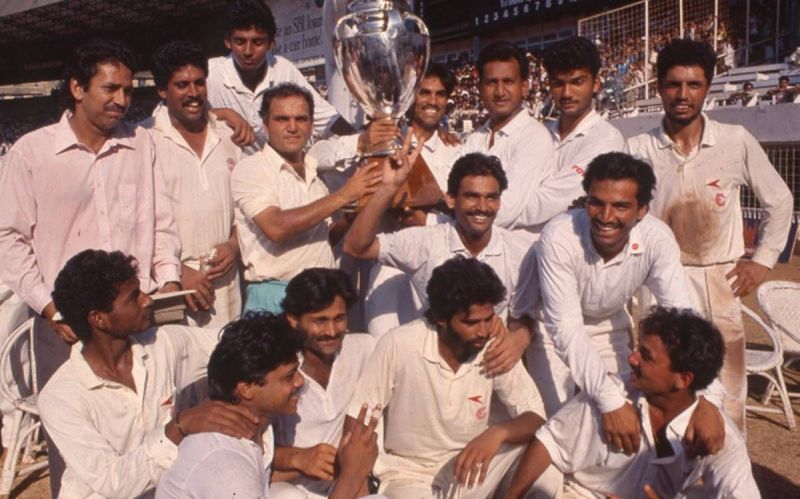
[231,83,381,314]
[459,42,559,240]
[627,39,793,432]
[344,257,558,498]
[143,40,242,328]
[269,268,376,497]
[157,311,380,499]
[506,307,759,499]
[207,0,354,155]
[541,36,626,208]
[0,39,181,495]
[511,152,724,457]
[345,153,533,374]
[309,63,461,338]
[38,250,259,498]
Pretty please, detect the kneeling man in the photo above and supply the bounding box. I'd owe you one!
[157,312,380,498]
[506,307,760,498]
[346,257,558,498]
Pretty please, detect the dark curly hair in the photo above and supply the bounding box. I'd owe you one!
[208,312,303,404]
[425,62,456,95]
[543,36,601,78]
[477,42,529,81]
[151,40,208,90]
[224,0,277,40]
[639,306,725,392]
[656,38,716,85]
[447,153,508,197]
[61,39,135,111]
[582,152,656,207]
[52,250,139,342]
[259,82,315,120]
[425,256,506,324]
[282,268,357,317]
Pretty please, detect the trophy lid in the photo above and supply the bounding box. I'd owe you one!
[347,0,412,14]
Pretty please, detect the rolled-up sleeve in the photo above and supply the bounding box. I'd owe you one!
[231,156,278,221]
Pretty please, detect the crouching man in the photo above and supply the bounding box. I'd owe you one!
[156,311,380,498]
[346,256,560,498]
[506,307,760,499]
[38,250,259,498]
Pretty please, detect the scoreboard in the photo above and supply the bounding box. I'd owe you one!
[469,0,621,31]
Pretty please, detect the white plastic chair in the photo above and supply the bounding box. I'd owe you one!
[743,304,797,431]
[757,281,800,400]
[0,318,48,496]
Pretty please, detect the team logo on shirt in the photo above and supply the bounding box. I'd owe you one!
[227,158,236,171]
[707,179,721,188]
[571,165,585,176]
[715,193,726,207]
[468,394,487,420]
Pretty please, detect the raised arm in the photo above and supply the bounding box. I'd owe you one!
[343,137,415,259]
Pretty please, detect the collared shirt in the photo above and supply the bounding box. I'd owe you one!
[543,110,626,218]
[511,210,692,413]
[38,325,218,499]
[274,334,376,495]
[626,115,793,268]
[231,143,336,282]
[142,106,241,264]
[346,319,544,483]
[207,54,340,154]
[537,386,760,498]
[0,112,181,314]
[377,220,530,319]
[156,430,274,499]
[461,109,558,234]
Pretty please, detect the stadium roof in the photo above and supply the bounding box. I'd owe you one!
[0,0,229,86]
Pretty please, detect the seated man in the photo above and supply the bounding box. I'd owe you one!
[38,250,259,498]
[506,307,761,499]
[271,268,377,497]
[157,312,380,498]
[344,152,532,374]
[346,257,559,498]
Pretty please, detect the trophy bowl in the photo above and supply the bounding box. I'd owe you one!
[334,0,430,156]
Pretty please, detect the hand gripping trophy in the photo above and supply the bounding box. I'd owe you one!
[334,0,443,209]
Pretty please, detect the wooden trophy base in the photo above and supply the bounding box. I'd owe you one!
[357,153,444,211]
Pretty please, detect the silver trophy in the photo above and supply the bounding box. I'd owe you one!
[334,0,430,156]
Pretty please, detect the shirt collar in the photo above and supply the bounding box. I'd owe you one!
[222,53,277,95]
[68,331,151,390]
[637,395,700,460]
[491,107,531,138]
[151,104,222,150]
[422,130,444,153]
[446,219,503,258]
[53,110,137,156]
[655,113,717,150]
[547,109,603,145]
[259,142,319,183]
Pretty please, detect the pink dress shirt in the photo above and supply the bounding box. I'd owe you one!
[0,112,181,314]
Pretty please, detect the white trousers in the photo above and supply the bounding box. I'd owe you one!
[379,444,562,499]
